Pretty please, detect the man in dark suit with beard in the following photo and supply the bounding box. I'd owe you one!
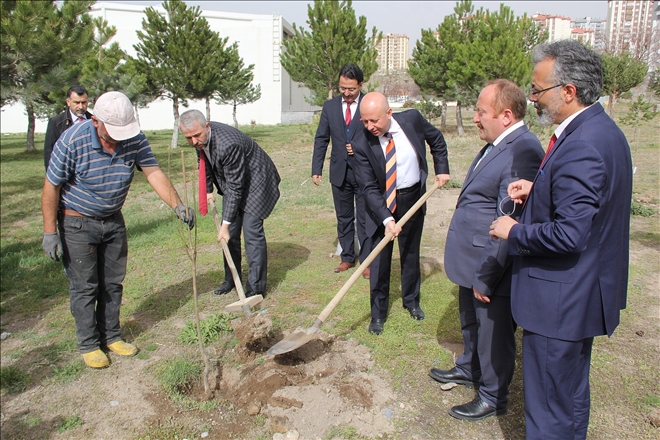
[490,40,633,439]
[430,79,543,421]
[311,64,370,278]
[352,92,450,335]
[179,109,281,298]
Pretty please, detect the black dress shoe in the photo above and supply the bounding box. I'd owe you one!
[448,395,507,421]
[405,306,425,320]
[368,319,384,335]
[429,367,479,387]
[245,291,264,299]
[214,281,234,295]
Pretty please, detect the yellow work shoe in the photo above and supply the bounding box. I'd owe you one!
[82,349,109,369]
[106,340,138,356]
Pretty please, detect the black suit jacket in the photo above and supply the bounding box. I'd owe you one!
[44,109,93,169]
[311,93,365,186]
[201,122,281,221]
[352,109,450,237]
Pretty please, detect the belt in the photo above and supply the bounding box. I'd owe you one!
[61,209,115,221]
[397,182,421,195]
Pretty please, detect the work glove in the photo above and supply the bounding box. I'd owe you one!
[174,204,195,230]
[42,232,63,261]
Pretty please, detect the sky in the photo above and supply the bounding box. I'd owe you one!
[123,0,610,54]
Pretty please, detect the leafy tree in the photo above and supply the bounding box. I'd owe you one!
[602,51,648,117]
[1,0,94,151]
[280,0,381,106]
[618,95,658,148]
[135,0,229,148]
[409,0,544,135]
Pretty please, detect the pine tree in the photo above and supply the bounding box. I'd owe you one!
[602,51,648,117]
[134,0,227,148]
[409,0,544,135]
[1,0,94,151]
[213,52,261,128]
[280,0,381,106]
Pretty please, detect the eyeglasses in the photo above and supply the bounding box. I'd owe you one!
[499,195,516,216]
[339,86,358,92]
[529,83,565,96]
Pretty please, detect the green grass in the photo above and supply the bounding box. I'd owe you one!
[179,312,233,345]
[0,365,28,393]
[58,415,83,433]
[1,102,658,439]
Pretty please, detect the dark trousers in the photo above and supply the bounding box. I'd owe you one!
[331,162,369,264]
[223,209,268,293]
[523,330,594,440]
[59,212,127,353]
[369,185,424,320]
[455,286,516,409]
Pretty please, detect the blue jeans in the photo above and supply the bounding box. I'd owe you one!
[59,212,128,353]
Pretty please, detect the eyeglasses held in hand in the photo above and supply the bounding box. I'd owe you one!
[499,195,516,216]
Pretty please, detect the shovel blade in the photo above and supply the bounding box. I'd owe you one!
[267,327,319,356]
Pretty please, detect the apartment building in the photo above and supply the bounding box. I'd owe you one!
[375,33,410,74]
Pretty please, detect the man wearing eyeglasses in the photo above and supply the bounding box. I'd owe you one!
[490,41,633,439]
[431,79,543,421]
[312,64,370,278]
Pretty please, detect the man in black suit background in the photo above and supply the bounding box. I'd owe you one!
[179,109,281,298]
[353,92,450,335]
[430,79,543,421]
[311,64,370,278]
[43,85,92,170]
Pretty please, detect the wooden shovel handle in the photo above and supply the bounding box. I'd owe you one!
[209,200,248,303]
[315,180,441,325]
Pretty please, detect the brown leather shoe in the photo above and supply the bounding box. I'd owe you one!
[362,267,370,279]
[334,261,355,272]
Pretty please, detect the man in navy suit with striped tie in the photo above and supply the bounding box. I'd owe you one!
[352,92,450,335]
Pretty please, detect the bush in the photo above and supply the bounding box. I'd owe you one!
[0,365,28,394]
[630,200,656,217]
[154,357,202,396]
[413,98,443,120]
[179,313,233,345]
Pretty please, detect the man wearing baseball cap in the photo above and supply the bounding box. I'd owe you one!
[41,91,195,369]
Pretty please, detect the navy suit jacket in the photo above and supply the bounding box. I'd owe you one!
[508,103,632,340]
[352,109,450,237]
[312,93,365,186]
[444,125,543,296]
[200,122,281,221]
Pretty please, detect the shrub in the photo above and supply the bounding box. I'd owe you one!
[179,313,233,345]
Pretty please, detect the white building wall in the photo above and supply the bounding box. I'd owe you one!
[0,2,315,133]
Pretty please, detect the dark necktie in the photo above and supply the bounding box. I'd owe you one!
[385,133,397,213]
[345,104,352,126]
[540,134,557,168]
[198,152,208,216]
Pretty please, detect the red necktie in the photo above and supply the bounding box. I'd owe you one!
[540,134,557,168]
[77,117,84,122]
[385,133,397,213]
[345,104,352,126]
[198,152,208,216]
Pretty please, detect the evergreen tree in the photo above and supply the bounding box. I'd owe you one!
[135,0,227,148]
[1,0,94,151]
[602,51,648,117]
[213,53,260,128]
[618,95,658,148]
[409,0,544,135]
[649,71,660,100]
[280,0,381,106]
[117,56,160,126]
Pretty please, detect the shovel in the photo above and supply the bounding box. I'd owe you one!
[267,180,441,356]
[209,200,263,317]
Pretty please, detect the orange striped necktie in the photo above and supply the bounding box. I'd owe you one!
[385,133,397,213]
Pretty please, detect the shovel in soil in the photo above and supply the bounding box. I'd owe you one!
[267,180,441,356]
[209,200,263,317]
